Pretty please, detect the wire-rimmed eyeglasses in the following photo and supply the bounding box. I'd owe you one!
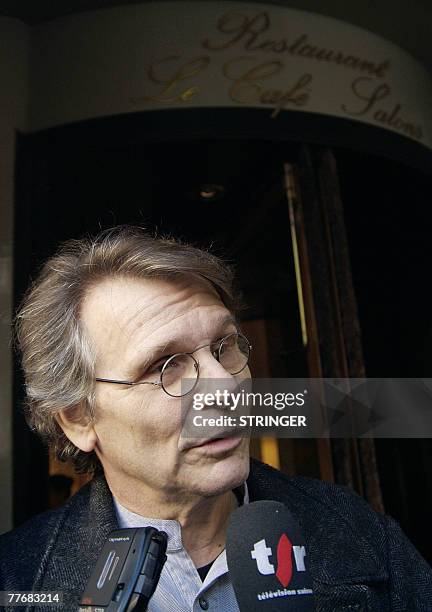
[95,332,252,397]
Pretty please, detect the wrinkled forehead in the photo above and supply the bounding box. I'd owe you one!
[79,275,234,357]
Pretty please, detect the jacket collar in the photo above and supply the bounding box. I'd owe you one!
[247,459,388,587]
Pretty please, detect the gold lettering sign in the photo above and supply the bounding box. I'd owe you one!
[342,77,423,140]
[129,8,424,144]
[130,56,210,104]
[223,57,311,117]
[203,11,390,79]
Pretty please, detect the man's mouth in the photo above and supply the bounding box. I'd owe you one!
[193,435,243,454]
[182,431,243,452]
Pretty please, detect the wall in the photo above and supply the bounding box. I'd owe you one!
[0,17,29,533]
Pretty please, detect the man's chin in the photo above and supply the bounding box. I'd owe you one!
[197,449,250,497]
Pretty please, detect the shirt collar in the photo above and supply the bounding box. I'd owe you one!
[113,482,249,553]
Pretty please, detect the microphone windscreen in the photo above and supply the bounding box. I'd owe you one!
[226,501,315,611]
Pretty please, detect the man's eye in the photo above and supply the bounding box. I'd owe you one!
[149,359,169,373]
[211,334,235,359]
[141,357,171,378]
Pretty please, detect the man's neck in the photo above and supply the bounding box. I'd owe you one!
[179,489,238,567]
[108,476,240,567]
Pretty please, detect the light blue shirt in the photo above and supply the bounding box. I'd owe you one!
[113,485,249,611]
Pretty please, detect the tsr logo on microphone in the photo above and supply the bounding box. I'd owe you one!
[251,535,306,588]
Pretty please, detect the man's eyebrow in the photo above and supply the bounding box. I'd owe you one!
[215,313,239,333]
[133,314,238,369]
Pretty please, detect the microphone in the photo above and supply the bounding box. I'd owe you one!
[226,501,315,611]
[79,527,167,611]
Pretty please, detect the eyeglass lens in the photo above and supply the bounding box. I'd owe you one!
[162,333,250,397]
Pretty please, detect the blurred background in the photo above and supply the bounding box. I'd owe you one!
[1,0,432,564]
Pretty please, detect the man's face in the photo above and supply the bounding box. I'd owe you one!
[80,276,250,503]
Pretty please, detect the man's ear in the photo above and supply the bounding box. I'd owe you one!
[55,403,97,453]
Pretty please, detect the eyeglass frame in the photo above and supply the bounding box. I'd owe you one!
[95,331,252,397]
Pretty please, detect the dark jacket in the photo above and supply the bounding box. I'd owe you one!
[1,459,431,611]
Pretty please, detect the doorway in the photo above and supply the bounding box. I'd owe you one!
[14,133,327,520]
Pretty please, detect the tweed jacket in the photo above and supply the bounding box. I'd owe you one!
[1,459,431,611]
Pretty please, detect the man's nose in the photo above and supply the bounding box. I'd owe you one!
[196,350,240,395]
[200,349,234,377]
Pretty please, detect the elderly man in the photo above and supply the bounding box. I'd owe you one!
[1,227,431,611]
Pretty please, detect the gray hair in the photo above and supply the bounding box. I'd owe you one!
[15,226,240,473]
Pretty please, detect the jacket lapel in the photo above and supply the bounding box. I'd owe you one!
[36,474,118,609]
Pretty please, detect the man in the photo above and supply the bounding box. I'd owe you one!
[1,226,431,611]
